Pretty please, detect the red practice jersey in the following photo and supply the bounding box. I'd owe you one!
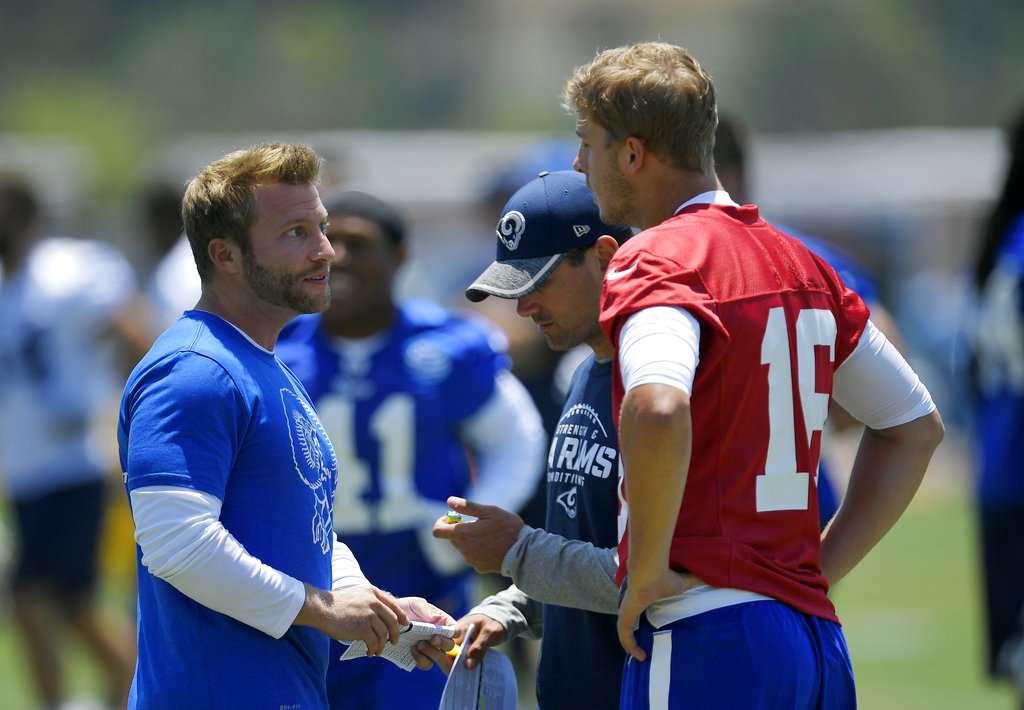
[600,202,869,623]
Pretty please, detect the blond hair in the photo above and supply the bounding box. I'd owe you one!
[182,142,322,280]
[563,42,717,174]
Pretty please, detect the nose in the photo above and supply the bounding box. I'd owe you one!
[516,293,539,318]
[315,230,336,263]
[573,145,586,174]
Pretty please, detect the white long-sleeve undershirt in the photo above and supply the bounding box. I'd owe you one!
[130,485,370,639]
[458,369,547,510]
[617,308,934,430]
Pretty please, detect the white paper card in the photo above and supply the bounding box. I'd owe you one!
[340,621,456,671]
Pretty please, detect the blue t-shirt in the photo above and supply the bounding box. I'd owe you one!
[973,214,1024,507]
[537,353,624,710]
[277,299,508,709]
[118,311,337,710]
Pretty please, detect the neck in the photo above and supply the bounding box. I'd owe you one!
[636,169,721,230]
[0,240,35,278]
[322,301,396,340]
[195,288,293,351]
[588,333,614,361]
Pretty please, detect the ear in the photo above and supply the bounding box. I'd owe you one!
[392,241,409,270]
[623,136,647,175]
[208,238,242,275]
[592,235,621,272]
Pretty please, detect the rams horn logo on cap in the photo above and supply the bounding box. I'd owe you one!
[497,211,526,251]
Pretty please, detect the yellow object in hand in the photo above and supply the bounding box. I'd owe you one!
[446,644,461,658]
[443,510,463,524]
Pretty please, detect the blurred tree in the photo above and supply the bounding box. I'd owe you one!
[0,0,1022,194]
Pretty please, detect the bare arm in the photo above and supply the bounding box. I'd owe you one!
[819,409,944,586]
[822,319,944,584]
[292,584,407,656]
[616,383,701,661]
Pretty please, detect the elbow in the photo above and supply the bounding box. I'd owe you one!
[924,408,945,453]
[872,407,945,456]
[621,383,691,431]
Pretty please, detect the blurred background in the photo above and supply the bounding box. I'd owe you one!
[1,0,1023,707]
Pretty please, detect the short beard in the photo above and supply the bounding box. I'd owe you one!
[600,163,636,227]
[242,250,326,315]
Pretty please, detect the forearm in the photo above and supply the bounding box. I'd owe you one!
[503,527,619,614]
[619,384,692,591]
[819,409,944,585]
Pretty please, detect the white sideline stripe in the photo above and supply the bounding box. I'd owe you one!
[650,630,672,710]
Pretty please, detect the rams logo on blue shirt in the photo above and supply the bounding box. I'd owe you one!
[282,387,336,555]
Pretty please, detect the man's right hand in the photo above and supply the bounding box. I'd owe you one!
[431,496,525,574]
[293,583,407,656]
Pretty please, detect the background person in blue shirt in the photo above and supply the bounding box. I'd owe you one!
[969,102,1024,706]
[276,189,546,710]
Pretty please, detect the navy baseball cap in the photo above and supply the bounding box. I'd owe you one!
[465,170,628,302]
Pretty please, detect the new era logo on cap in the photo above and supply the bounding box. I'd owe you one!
[573,225,591,238]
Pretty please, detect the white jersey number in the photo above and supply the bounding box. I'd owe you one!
[757,307,836,512]
[316,392,420,533]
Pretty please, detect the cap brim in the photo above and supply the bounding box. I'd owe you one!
[465,253,565,302]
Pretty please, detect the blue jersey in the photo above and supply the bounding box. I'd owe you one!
[538,353,624,710]
[118,311,337,710]
[277,299,509,709]
[973,214,1024,507]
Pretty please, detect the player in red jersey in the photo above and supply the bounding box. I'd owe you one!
[563,42,946,709]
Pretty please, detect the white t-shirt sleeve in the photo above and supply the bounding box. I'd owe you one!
[130,485,306,639]
[832,320,936,429]
[618,306,701,395]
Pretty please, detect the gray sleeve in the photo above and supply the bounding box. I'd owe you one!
[500,526,620,615]
[468,584,544,640]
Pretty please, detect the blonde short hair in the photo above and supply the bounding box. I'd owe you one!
[563,42,718,174]
[182,142,322,280]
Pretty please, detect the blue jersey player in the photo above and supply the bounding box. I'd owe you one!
[970,104,1024,700]
[276,190,546,710]
[429,171,633,710]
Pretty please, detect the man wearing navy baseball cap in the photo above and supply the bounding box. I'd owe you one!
[427,170,634,710]
[465,170,631,304]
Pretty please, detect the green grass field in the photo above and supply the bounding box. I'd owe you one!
[0,457,1019,709]
[829,488,1018,710]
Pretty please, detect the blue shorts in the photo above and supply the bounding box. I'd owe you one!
[620,600,855,710]
[11,479,106,597]
[325,637,449,710]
